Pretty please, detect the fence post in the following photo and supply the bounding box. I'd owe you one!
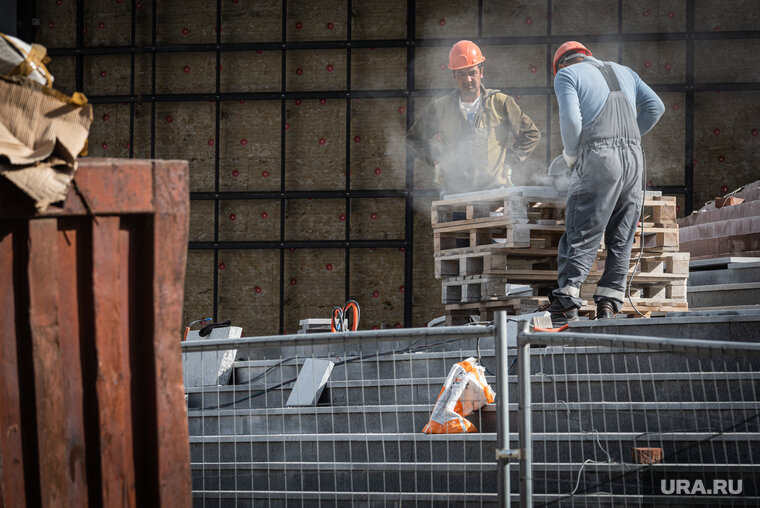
[518,320,533,507]
[494,309,510,507]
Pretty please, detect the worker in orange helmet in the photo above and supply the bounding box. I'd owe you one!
[406,40,541,196]
[547,41,665,326]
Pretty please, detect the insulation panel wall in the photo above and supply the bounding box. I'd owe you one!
[29,0,760,335]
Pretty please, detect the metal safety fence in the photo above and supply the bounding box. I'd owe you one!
[180,322,507,507]
[180,313,760,507]
[513,320,760,508]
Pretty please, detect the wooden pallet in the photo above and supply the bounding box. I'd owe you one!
[434,250,555,278]
[435,248,688,279]
[433,223,566,252]
[439,252,690,306]
[441,276,512,304]
[642,194,678,227]
[444,296,688,325]
[432,189,680,255]
[431,186,567,226]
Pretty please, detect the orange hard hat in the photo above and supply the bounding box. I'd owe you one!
[448,40,486,70]
[553,41,592,75]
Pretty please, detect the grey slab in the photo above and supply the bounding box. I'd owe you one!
[186,401,758,436]
[728,260,760,270]
[689,257,760,270]
[569,312,760,342]
[285,358,334,406]
[231,347,760,388]
[184,327,242,387]
[189,431,760,465]
[191,491,760,508]
[687,282,760,308]
[688,265,760,286]
[234,336,497,361]
[186,371,760,409]
[190,462,760,497]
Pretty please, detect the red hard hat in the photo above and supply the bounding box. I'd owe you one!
[553,41,592,75]
[448,40,486,70]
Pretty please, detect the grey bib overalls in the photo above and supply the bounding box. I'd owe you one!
[551,60,644,312]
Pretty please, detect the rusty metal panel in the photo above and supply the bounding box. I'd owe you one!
[0,158,191,508]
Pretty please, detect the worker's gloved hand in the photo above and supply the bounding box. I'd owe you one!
[433,162,442,186]
[562,150,577,168]
[501,162,513,186]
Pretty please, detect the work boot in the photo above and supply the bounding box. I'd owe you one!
[550,307,579,328]
[596,300,616,320]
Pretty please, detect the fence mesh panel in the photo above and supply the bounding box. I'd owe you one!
[522,340,760,507]
[182,327,501,507]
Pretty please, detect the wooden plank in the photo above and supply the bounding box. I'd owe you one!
[92,216,136,507]
[27,218,68,507]
[56,220,90,507]
[0,159,155,219]
[499,269,688,283]
[0,224,26,508]
[151,161,192,507]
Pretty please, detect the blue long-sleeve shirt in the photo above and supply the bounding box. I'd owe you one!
[554,56,665,157]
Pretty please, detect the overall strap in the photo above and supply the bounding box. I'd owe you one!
[584,60,621,92]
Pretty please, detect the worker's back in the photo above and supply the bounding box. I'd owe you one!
[554,56,663,137]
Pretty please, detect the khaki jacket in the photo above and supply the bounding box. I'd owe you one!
[406,86,540,193]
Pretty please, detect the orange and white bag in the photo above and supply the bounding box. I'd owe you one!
[422,357,496,434]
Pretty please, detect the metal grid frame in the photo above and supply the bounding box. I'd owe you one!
[181,322,502,506]
[22,0,760,330]
[512,321,760,507]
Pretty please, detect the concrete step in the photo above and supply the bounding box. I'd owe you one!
[191,491,760,508]
[688,262,760,286]
[229,346,760,386]
[231,335,497,362]
[191,490,499,507]
[189,431,760,465]
[687,282,760,308]
[186,371,760,409]
[569,311,760,342]
[190,461,760,497]
[187,401,760,436]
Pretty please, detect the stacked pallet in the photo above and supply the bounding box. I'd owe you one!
[432,187,689,324]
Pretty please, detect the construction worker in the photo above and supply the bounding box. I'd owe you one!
[548,41,665,326]
[406,40,541,195]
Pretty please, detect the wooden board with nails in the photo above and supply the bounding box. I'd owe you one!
[0,159,192,507]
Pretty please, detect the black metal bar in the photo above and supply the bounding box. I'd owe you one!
[75,0,83,91]
[685,0,695,215]
[15,0,31,41]
[212,0,222,322]
[402,0,416,328]
[149,0,156,159]
[617,0,623,61]
[279,0,287,334]
[189,240,408,250]
[345,0,352,304]
[44,28,760,58]
[189,189,420,200]
[477,0,483,38]
[129,0,136,158]
[82,79,760,105]
[545,0,553,166]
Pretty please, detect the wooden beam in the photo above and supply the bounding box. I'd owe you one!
[92,216,136,507]
[0,224,26,508]
[27,218,68,507]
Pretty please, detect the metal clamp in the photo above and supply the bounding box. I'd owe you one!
[495,448,522,460]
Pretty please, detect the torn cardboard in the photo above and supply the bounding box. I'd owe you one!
[0,74,92,212]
